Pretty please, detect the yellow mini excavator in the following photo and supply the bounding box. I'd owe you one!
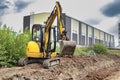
[18,1,76,68]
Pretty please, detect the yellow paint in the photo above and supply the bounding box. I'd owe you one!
[50,52,57,58]
[56,2,61,32]
[56,2,64,34]
[44,31,49,52]
[26,41,41,58]
[26,41,57,58]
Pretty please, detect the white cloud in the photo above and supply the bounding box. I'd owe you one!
[5,0,16,13]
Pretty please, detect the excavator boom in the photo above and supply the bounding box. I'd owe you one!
[44,1,76,57]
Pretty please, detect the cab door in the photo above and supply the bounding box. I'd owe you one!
[32,24,43,52]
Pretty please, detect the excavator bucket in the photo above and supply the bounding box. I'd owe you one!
[59,40,76,57]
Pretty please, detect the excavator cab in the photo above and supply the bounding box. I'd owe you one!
[18,24,60,68]
[29,24,57,58]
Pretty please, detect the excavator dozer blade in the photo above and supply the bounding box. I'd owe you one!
[59,40,76,57]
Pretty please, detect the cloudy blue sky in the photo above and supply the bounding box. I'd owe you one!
[0,0,120,46]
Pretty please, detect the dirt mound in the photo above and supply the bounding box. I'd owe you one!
[0,54,120,80]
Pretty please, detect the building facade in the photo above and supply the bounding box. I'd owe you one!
[23,12,115,48]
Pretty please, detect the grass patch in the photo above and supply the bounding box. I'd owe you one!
[92,43,109,54]
[74,47,95,56]
[109,49,120,56]
[56,46,95,56]
[56,43,120,56]
[56,43,109,56]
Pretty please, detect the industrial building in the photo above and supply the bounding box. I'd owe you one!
[23,13,115,48]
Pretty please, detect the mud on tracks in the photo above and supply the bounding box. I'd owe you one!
[0,54,120,80]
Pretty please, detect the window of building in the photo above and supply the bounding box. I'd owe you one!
[89,37,92,46]
[71,19,79,44]
[94,29,99,39]
[81,23,86,36]
[88,26,92,37]
[71,19,79,34]
[81,36,85,45]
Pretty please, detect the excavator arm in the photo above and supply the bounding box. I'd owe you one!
[44,1,65,53]
[44,1,76,57]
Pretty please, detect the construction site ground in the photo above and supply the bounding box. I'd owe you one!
[0,54,120,80]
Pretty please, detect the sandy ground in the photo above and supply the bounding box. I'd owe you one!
[0,54,120,80]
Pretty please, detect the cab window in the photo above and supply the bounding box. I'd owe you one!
[33,27,41,41]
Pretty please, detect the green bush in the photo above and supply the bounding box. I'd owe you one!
[74,47,84,55]
[92,43,109,54]
[74,47,85,56]
[74,46,95,55]
[74,44,109,55]
[0,25,31,67]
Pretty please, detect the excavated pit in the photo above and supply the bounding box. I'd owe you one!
[0,54,120,80]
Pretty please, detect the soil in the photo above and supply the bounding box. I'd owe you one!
[0,54,120,80]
